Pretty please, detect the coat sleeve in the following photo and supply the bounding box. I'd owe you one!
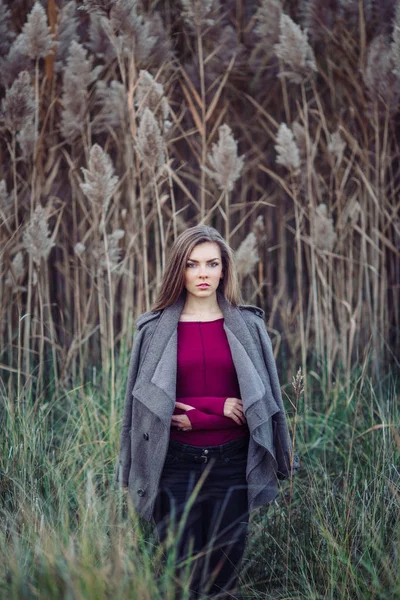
[114,326,146,488]
[255,319,300,480]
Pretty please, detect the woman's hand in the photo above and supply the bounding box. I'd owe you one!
[171,401,194,431]
[223,397,246,425]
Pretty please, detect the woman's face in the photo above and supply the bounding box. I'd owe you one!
[184,242,224,299]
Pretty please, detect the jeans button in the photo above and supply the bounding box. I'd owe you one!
[143,433,149,441]
[203,449,209,454]
[137,488,145,497]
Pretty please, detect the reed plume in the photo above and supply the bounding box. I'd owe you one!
[95,80,128,131]
[253,0,282,53]
[108,0,158,64]
[136,70,170,131]
[181,0,214,27]
[392,3,400,79]
[328,129,346,166]
[60,41,100,141]
[0,179,12,220]
[364,34,397,106]
[235,232,259,279]
[275,123,300,172]
[74,242,86,256]
[98,229,125,273]
[2,71,36,134]
[55,1,79,73]
[17,120,36,161]
[202,124,244,192]
[0,0,15,58]
[274,13,317,83]
[312,203,337,253]
[22,205,55,266]
[136,107,165,174]
[19,2,56,60]
[0,36,30,88]
[5,252,25,291]
[81,0,115,17]
[80,144,119,218]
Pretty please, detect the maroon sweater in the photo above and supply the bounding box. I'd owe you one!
[170,318,249,446]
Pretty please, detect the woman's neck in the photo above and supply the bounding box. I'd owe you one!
[182,293,222,318]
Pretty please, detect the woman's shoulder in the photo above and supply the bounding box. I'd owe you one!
[135,309,162,330]
[237,303,265,320]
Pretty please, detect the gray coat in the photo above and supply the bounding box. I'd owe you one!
[115,289,299,521]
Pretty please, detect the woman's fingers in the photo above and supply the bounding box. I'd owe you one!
[223,397,246,424]
[171,414,192,431]
[175,401,195,411]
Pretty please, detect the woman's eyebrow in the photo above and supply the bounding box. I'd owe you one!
[187,258,220,262]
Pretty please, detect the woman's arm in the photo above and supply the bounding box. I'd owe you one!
[177,396,227,415]
[186,409,244,430]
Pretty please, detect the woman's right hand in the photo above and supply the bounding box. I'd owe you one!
[223,397,246,425]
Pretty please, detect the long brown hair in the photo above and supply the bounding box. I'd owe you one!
[152,226,243,311]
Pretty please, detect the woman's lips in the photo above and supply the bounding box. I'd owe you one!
[197,284,210,288]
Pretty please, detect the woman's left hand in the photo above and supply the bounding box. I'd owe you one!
[171,401,195,431]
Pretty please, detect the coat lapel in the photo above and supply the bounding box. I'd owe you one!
[134,289,274,425]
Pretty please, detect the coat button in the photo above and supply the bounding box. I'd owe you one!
[137,488,145,497]
[143,433,149,441]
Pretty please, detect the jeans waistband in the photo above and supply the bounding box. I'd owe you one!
[168,434,249,461]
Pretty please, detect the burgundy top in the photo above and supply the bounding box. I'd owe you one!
[170,317,249,446]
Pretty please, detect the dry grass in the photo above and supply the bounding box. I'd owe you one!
[0,1,398,424]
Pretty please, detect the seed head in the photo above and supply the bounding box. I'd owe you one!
[392,2,400,79]
[6,252,25,289]
[312,203,337,252]
[80,144,119,216]
[55,1,79,73]
[0,35,30,88]
[252,215,268,246]
[275,122,300,171]
[18,120,37,161]
[203,124,244,192]
[328,129,346,166]
[136,107,165,174]
[235,232,259,278]
[254,0,282,54]
[95,80,129,131]
[292,367,304,398]
[81,0,115,17]
[2,71,36,134]
[74,242,86,256]
[19,2,56,60]
[364,35,396,105]
[0,179,12,219]
[61,41,100,141]
[0,0,15,58]
[136,70,170,130]
[110,0,158,64]
[23,205,55,266]
[274,13,317,84]
[181,0,214,28]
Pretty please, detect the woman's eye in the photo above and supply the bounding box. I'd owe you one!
[211,262,219,267]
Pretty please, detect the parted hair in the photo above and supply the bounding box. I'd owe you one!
[152,225,243,311]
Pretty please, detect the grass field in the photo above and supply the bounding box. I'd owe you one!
[1,354,398,599]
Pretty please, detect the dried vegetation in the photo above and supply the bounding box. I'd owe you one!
[0,0,399,404]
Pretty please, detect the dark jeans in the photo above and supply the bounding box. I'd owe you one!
[154,435,249,599]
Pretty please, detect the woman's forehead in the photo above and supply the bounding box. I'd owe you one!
[188,242,221,260]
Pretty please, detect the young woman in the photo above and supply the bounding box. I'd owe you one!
[115,225,297,598]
